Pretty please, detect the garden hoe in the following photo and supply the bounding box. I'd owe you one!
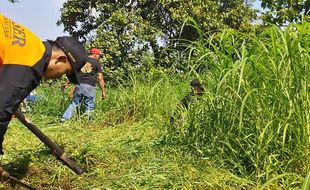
[14,110,84,175]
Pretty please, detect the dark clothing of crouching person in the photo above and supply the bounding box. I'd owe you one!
[170,79,205,125]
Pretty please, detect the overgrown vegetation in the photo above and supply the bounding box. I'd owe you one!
[1,21,309,189]
[165,19,310,188]
[2,0,310,189]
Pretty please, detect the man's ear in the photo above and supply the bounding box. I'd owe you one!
[56,55,68,64]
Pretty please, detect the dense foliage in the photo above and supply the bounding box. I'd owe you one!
[57,0,257,83]
[165,20,310,187]
[261,0,310,25]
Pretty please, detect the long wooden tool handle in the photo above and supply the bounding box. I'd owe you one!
[14,110,84,175]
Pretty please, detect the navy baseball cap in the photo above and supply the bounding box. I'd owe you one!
[190,79,202,87]
[55,36,88,84]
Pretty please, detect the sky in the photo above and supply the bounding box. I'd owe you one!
[0,0,262,41]
[0,0,67,40]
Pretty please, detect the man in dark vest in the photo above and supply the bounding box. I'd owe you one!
[170,79,205,124]
[0,14,88,154]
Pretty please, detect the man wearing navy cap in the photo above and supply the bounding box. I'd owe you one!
[0,14,88,154]
[170,79,205,124]
[181,79,205,109]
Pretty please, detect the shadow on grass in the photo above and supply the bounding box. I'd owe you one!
[1,153,34,189]
[0,145,84,189]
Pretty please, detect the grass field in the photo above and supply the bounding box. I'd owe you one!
[1,112,255,189]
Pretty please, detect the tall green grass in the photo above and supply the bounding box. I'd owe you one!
[30,74,185,127]
[4,76,236,189]
[165,20,310,188]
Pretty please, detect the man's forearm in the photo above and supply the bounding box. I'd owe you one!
[97,73,106,93]
[98,79,106,93]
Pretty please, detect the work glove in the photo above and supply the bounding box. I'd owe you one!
[0,144,3,155]
[0,135,4,155]
[0,111,13,155]
[0,134,5,155]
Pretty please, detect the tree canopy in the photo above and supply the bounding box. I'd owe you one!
[260,0,310,26]
[8,0,309,81]
[56,0,257,81]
